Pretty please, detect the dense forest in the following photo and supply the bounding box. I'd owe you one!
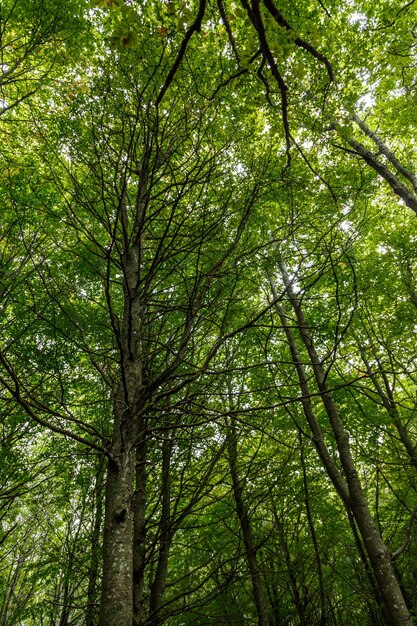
[1,0,417,624]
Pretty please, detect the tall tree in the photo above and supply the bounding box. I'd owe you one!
[2,1,417,624]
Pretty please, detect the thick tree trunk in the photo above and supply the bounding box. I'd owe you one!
[100,245,143,626]
[278,262,413,626]
[226,418,270,626]
[100,445,136,626]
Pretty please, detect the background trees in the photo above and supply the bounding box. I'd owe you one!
[1,0,417,624]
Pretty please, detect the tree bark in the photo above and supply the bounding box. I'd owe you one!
[100,245,144,626]
[226,417,270,626]
[299,436,327,625]
[271,501,307,625]
[100,446,137,626]
[86,458,105,626]
[352,114,417,192]
[148,431,174,625]
[357,340,417,467]
[269,290,348,504]
[278,261,413,626]
[340,129,417,215]
[133,428,148,626]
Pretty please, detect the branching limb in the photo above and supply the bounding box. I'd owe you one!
[391,504,417,560]
[0,353,111,458]
[217,0,240,63]
[249,0,291,162]
[156,0,207,106]
[338,132,417,214]
[352,113,417,192]
[263,0,334,81]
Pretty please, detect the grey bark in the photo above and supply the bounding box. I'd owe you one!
[100,245,144,626]
[271,501,307,624]
[299,436,327,625]
[226,417,270,626]
[337,117,417,215]
[346,134,417,214]
[357,340,417,466]
[401,261,417,310]
[133,429,148,626]
[278,261,413,626]
[268,287,348,504]
[148,432,174,625]
[86,459,105,626]
[100,447,137,626]
[352,114,417,192]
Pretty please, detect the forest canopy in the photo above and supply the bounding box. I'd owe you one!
[1,0,417,624]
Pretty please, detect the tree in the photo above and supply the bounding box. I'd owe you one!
[2,0,417,624]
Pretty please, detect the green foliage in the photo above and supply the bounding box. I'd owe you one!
[1,0,417,623]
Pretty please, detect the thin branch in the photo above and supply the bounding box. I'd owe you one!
[391,504,417,560]
[0,353,111,458]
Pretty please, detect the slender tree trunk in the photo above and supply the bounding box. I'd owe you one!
[401,260,417,310]
[226,418,270,626]
[271,287,386,622]
[351,114,417,192]
[346,510,387,625]
[271,502,307,625]
[335,119,417,215]
[264,574,281,626]
[148,431,174,625]
[358,340,417,466]
[299,436,327,625]
[59,499,88,626]
[133,427,148,626]
[58,578,70,626]
[277,261,413,626]
[269,291,349,504]
[86,458,105,626]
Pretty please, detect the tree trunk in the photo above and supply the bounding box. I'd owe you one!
[299,436,327,625]
[100,245,143,626]
[100,445,136,626]
[133,428,148,626]
[342,131,417,215]
[278,261,413,626]
[271,501,307,625]
[351,114,417,192]
[357,340,417,467]
[148,431,174,625]
[86,458,105,626]
[226,418,270,626]
[271,288,387,623]
[346,509,386,625]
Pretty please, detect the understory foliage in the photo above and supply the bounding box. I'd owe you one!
[1,0,417,624]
